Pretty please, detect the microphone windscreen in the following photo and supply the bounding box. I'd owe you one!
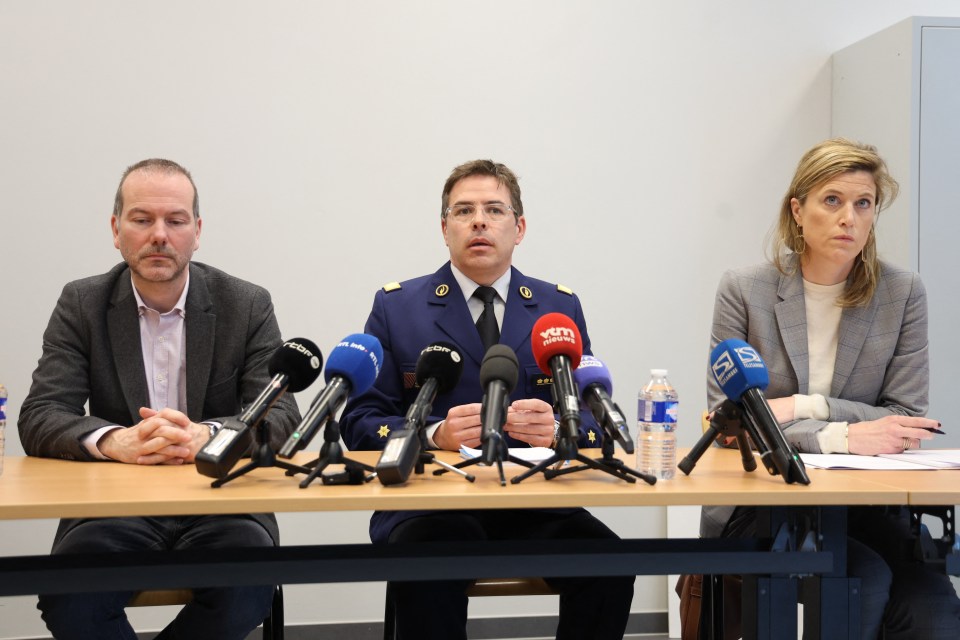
[573,355,612,398]
[415,341,464,393]
[531,312,583,374]
[479,344,519,392]
[324,333,384,395]
[269,338,323,392]
[710,339,770,402]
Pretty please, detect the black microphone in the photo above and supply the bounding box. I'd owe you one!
[376,341,464,486]
[710,339,810,485]
[531,313,583,453]
[196,337,322,478]
[573,355,634,454]
[479,344,520,465]
[278,334,383,458]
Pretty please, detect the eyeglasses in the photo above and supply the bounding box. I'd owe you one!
[443,202,519,224]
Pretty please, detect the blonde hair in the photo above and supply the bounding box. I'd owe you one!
[772,138,899,307]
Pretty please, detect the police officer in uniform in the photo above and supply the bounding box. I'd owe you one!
[340,159,634,640]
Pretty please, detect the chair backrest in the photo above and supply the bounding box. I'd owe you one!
[383,577,558,640]
[466,577,555,597]
[127,589,193,607]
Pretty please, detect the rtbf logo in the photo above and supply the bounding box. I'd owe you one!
[539,326,577,346]
[285,340,321,370]
[422,344,462,363]
[711,350,737,386]
[734,345,763,368]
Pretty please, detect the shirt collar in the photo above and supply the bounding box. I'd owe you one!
[131,271,190,318]
[450,264,511,304]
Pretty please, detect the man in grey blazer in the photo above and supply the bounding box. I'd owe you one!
[19,158,301,640]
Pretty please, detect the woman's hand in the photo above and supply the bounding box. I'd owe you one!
[848,415,941,455]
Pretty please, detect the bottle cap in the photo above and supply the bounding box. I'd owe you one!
[651,368,668,377]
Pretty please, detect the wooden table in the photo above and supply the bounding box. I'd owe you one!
[0,447,944,639]
[0,448,910,518]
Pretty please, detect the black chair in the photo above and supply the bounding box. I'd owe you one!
[382,577,556,639]
[128,584,284,639]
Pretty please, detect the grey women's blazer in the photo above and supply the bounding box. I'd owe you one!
[702,255,928,537]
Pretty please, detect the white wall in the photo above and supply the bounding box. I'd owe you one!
[3,1,960,637]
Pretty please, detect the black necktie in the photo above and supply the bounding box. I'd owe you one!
[473,286,500,351]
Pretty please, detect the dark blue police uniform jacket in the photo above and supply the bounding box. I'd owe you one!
[340,262,602,543]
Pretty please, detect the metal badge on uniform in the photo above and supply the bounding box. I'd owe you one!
[383,282,402,293]
[532,373,554,388]
[519,286,533,300]
[435,284,449,297]
[557,284,573,296]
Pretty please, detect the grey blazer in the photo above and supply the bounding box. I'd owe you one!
[19,261,302,543]
[701,256,929,537]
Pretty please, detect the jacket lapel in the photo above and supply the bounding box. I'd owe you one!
[430,264,486,366]
[832,289,879,396]
[185,265,216,418]
[500,267,536,357]
[774,266,809,393]
[107,273,149,421]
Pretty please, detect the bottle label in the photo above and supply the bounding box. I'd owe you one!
[638,399,678,424]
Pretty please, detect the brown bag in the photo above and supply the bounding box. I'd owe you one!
[676,574,743,640]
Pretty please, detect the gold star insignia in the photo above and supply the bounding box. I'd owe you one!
[377,424,390,438]
[587,430,597,443]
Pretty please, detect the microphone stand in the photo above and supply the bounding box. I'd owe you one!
[543,426,657,485]
[677,399,764,477]
[211,418,312,488]
[510,428,637,484]
[411,421,477,482]
[433,431,534,486]
[741,393,811,485]
[290,419,377,488]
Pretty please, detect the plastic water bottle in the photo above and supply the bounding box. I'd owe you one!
[0,384,6,476]
[637,369,678,479]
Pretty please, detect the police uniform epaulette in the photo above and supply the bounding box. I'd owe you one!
[557,284,573,295]
[382,282,402,293]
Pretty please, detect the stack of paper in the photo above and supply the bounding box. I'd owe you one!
[459,445,555,463]
[800,449,960,470]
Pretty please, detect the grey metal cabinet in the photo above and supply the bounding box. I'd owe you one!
[833,16,960,446]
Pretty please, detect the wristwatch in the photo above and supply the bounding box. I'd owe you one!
[202,421,220,440]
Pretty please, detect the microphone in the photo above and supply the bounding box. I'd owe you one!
[196,337,322,478]
[479,344,520,465]
[710,339,810,485]
[531,313,583,449]
[376,341,464,486]
[573,355,634,454]
[278,333,383,458]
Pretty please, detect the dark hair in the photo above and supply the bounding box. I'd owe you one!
[113,158,199,219]
[441,159,523,219]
